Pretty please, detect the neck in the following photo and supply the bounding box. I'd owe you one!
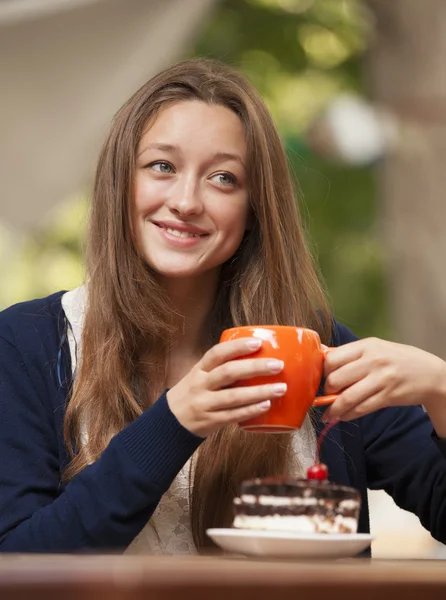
[160,271,220,355]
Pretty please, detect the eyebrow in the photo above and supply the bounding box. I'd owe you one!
[138,143,176,157]
[137,143,245,167]
[212,152,245,167]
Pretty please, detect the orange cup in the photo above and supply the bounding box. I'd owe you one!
[219,325,338,432]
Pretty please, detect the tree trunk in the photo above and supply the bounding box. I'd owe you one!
[365,0,446,357]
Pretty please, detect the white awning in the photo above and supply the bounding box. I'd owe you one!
[0,0,217,231]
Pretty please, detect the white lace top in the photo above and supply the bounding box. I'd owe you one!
[61,286,317,555]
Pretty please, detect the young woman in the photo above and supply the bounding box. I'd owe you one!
[1,58,446,554]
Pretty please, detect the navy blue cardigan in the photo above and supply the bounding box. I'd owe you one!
[1,291,446,553]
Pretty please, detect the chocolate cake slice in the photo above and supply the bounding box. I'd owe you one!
[233,476,361,534]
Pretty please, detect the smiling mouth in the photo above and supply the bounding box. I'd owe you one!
[164,227,202,239]
[153,223,208,239]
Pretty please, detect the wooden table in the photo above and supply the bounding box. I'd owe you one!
[0,555,446,600]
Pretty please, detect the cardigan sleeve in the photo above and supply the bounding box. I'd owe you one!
[333,321,446,544]
[361,404,446,544]
[0,334,203,553]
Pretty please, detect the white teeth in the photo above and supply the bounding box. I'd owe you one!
[165,227,201,238]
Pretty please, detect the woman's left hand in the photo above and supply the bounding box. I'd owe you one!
[322,338,446,423]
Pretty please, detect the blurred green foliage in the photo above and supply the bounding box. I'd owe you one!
[0,0,391,340]
[192,0,390,339]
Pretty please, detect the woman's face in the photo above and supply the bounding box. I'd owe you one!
[133,100,250,280]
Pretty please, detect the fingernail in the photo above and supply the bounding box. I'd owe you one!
[246,338,262,349]
[267,359,284,373]
[271,383,287,396]
[258,400,271,410]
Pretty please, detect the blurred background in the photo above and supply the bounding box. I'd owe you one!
[1,0,445,558]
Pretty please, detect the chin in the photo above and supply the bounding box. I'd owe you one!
[157,270,203,279]
[147,262,208,280]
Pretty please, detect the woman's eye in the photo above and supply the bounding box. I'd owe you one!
[211,172,236,186]
[149,161,174,174]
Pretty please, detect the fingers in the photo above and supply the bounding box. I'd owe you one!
[213,398,273,427]
[324,339,367,376]
[200,338,263,372]
[324,359,368,395]
[208,382,287,411]
[328,392,385,422]
[207,357,284,390]
[176,382,285,437]
[323,375,383,423]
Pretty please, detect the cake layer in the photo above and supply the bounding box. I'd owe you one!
[232,514,358,534]
[232,476,361,534]
[240,477,359,501]
[234,497,359,518]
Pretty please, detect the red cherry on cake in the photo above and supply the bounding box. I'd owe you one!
[307,420,338,481]
[307,463,328,481]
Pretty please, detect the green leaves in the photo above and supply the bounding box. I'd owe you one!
[193,0,390,339]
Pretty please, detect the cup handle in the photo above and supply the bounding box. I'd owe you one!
[312,345,338,407]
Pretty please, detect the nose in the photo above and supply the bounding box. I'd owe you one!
[165,174,204,218]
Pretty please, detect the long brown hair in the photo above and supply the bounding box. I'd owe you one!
[64,58,331,549]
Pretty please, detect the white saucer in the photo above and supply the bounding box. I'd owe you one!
[206,528,374,559]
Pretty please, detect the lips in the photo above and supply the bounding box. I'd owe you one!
[152,220,209,237]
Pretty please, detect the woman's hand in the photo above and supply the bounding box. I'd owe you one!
[166,338,286,437]
[322,338,446,425]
